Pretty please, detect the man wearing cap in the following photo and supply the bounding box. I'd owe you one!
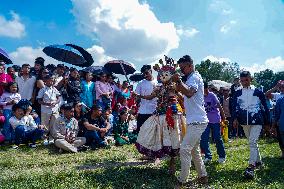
[134,65,158,136]
[232,71,270,179]
[172,55,208,186]
[52,104,86,153]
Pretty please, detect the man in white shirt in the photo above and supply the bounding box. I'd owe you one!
[15,64,36,101]
[172,55,208,186]
[134,65,157,136]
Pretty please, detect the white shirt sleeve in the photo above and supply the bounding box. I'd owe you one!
[135,82,142,95]
[186,75,199,91]
[37,88,45,99]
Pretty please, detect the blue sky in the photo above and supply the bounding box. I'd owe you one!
[1,0,284,73]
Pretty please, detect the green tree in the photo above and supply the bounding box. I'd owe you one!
[195,59,240,82]
[254,69,275,92]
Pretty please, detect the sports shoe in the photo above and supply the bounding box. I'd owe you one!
[43,139,49,146]
[255,162,264,169]
[203,158,211,164]
[218,157,226,164]
[244,166,254,179]
[12,145,19,149]
[29,144,37,148]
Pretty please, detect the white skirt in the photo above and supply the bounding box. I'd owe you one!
[135,114,186,158]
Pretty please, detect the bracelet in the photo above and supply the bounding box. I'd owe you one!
[176,79,182,84]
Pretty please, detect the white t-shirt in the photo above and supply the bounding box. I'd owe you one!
[37,86,61,114]
[184,72,208,124]
[9,115,37,130]
[15,76,36,100]
[135,79,157,114]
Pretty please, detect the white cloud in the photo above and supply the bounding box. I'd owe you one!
[177,27,199,38]
[71,0,179,62]
[9,46,58,66]
[86,45,114,65]
[220,20,237,34]
[209,0,232,15]
[242,56,284,74]
[203,55,231,63]
[0,11,25,38]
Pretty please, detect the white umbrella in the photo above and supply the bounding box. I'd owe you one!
[208,80,232,90]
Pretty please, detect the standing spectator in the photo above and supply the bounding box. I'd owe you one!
[0,62,13,96]
[119,81,131,101]
[200,82,226,164]
[222,87,235,138]
[95,73,112,109]
[9,103,44,148]
[31,57,45,77]
[32,68,49,117]
[273,81,284,159]
[7,67,17,81]
[134,65,157,135]
[80,72,95,108]
[232,71,270,179]
[0,82,21,142]
[37,75,61,145]
[230,77,241,97]
[52,104,86,153]
[172,55,208,186]
[265,80,284,102]
[66,68,82,103]
[15,64,36,102]
[82,105,109,149]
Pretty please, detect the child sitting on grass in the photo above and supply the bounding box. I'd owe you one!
[113,110,136,146]
[9,103,45,148]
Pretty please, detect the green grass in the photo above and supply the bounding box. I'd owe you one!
[0,138,283,189]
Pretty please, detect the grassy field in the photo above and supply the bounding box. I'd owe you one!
[0,138,283,189]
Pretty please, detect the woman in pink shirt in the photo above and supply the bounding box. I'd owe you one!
[0,63,13,96]
[95,73,112,109]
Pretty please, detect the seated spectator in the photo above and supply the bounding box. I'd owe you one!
[113,110,136,146]
[52,104,86,153]
[73,101,88,137]
[82,105,109,149]
[0,82,21,142]
[0,131,5,143]
[103,105,114,135]
[9,104,44,148]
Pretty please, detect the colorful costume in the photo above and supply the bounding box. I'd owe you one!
[135,57,186,158]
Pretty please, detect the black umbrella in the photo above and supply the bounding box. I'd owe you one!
[65,44,94,67]
[43,44,87,67]
[104,60,136,83]
[0,47,12,64]
[129,73,144,82]
[82,66,109,75]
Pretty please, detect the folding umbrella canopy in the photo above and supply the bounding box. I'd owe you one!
[43,44,87,67]
[82,66,109,75]
[129,73,144,82]
[0,47,12,64]
[104,60,136,83]
[65,44,94,67]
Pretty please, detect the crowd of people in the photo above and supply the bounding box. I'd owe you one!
[0,54,283,186]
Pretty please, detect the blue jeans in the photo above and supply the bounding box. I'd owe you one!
[84,130,106,148]
[200,123,226,159]
[15,125,44,145]
[2,109,13,141]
